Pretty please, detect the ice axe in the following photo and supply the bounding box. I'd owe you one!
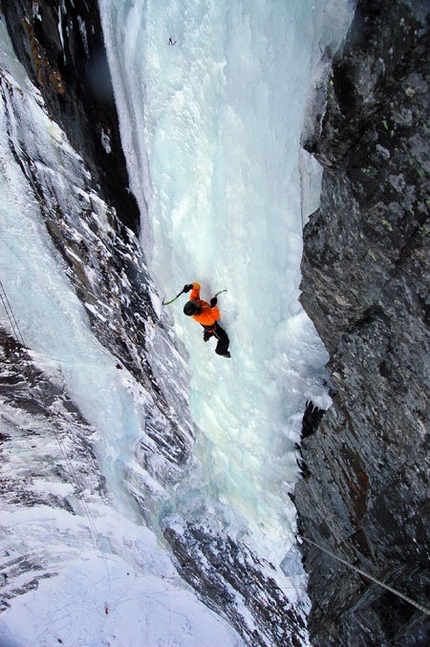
[162,287,227,306]
[213,289,227,299]
[162,288,186,306]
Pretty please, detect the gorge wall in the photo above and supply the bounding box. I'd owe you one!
[296,0,430,644]
[2,0,140,233]
[1,0,429,645]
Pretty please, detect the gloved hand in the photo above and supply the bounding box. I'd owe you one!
[203,329,212,342]
[183,284,193,293]
[210,297,218,308]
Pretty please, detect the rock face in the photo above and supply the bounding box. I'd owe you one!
[0,330,107,612]
[2,0,140,233]
[296,0,430,644]
[162,518,308,647]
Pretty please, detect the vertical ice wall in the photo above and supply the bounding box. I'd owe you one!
[0,16,246,645]
[100,0,354,561]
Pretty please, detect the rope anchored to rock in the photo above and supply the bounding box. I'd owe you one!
[0,277,26,347]
[299,535,430,617]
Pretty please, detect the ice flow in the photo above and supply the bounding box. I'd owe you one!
[100,0,353,561]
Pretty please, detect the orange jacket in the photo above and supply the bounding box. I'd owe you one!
[189,282,220,327]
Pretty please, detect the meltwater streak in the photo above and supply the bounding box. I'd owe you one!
[100,0,353,561]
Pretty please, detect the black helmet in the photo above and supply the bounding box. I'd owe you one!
[183,301,201,316]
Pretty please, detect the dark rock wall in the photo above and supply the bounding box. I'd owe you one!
[296,0,430,644]
[2,0,140,233]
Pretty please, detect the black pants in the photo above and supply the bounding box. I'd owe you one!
[203,322,230,355]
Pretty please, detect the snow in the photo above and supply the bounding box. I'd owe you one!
[0,507,243,647]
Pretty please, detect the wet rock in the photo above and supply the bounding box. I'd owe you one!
[163,517,309,647]
[301,401,327,440]
[2,0,140,233]
[297,0,430,644]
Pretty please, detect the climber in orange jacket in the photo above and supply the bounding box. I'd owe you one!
[183,282,230,357]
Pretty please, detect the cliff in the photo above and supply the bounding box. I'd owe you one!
[296,0,430,644]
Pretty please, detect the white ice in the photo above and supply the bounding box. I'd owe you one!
[100,0,353,561]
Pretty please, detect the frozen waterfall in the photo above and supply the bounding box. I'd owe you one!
[0,0,354,644]
[100,0,353,561]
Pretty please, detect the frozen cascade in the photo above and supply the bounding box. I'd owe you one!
[0,18,243,647]
[0,0,354,643]
[100,0,354,562]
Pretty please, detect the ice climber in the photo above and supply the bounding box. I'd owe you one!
[182,282,231,358]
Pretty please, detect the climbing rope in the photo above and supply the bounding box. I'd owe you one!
[0,274,112,611]
[299,535,430,616]
[0,277,26,347]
